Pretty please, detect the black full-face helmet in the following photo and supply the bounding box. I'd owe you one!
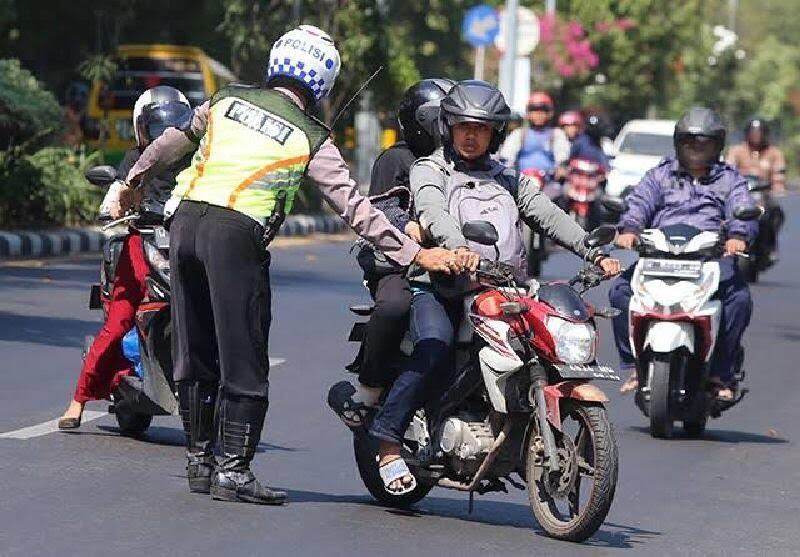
[439,80,510,154]
[133,86,193,148]
[397,78,454,157]
[745,117,770,149]
[673,106,726,171]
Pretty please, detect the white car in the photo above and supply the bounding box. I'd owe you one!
[605,119,676,199]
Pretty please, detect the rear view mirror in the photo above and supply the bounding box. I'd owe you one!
[601,195,627,215]
[85,165,118,187]
[585,225,617,248]
[733,205,763,221]
[462,221,499,246]
[745,176,770,192]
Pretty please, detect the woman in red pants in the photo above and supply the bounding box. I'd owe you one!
[58,86,193,429]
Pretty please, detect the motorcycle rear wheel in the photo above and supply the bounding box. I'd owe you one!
[353,434,433,508]
[526,402,618,542]
[648,355,675,438]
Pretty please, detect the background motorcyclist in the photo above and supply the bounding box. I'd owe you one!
[569,113,611,171]
[369,80,620,496]
[727,117,785,263]
[328,78,454,429]
[609,107,756,402]
[58,86,193,430]
[497,90,570,178]
[116,26,461,504]
[559,109,583,144]
[727,118,787,194]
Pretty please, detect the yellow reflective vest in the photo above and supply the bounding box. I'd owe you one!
[172,86,330,221]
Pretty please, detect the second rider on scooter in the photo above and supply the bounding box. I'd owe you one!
[609,107,756,402]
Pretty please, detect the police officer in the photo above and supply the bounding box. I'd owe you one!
[114,25,459,505]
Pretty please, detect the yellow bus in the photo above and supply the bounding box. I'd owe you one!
[86,44,236,164]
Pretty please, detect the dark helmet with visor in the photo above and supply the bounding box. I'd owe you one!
[133,86,193,148]
[397,78,454,157]
[439,80,510,154]
[745,117,770,149]
[673,106,726,171]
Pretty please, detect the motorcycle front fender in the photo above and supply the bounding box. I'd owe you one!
[542,381,609,431]
[644,321,695,354]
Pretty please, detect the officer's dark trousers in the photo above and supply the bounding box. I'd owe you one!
[169,200,272,401]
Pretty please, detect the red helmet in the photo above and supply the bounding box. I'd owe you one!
[526,91,553,110]
[558,110,582,126]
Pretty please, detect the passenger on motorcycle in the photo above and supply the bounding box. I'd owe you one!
[369,80,620,495]
[115,26,462,505]
[609,107,756,402]
[328,78,454,427]
[58,86,193,429]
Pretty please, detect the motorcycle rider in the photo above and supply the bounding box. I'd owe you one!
[569,113,610,171]
[114,26,460,505]
[609,107,756,401]
[328,79,454,427]
[727,118,786,194]
[58,86,193,430]
[559,109,583,144]
[369,80,620,495]
[727,117,785,262]
[497,91,570,179]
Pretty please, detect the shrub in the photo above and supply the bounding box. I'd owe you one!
[0,59,64,150]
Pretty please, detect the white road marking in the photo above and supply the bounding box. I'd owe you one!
[0,410,108,440]
[0,359,286,440]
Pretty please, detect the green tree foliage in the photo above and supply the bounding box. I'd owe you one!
[0,59,64,149]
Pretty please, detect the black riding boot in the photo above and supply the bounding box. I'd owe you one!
[210,395,287,505]
[177,382,218,494]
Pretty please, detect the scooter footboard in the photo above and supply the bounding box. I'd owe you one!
[543,381,609,430]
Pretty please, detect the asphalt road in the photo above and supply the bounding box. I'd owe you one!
[1,198,799,557]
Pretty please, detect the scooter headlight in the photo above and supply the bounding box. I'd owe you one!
[680,270,716,313]
[546,316,596,364]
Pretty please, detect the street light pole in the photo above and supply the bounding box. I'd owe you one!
[500,0,519,107]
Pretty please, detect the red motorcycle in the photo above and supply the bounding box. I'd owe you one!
[565,158,605,230]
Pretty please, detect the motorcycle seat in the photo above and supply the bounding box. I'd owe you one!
[349,304,374,316]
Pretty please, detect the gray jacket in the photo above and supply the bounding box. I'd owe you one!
[410,148,589,285]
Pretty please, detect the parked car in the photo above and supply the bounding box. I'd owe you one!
[605,119,675,200]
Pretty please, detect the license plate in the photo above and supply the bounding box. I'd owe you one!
[641,258,702,279]
[554,363,620,381]
[154,226,170,249]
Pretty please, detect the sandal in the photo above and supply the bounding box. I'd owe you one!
[379,457,417,496]
[58,401,84,430]
[327,381,376,430]
[619,369,638,394]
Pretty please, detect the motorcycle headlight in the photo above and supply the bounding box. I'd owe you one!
[546,316,596,364]
[679,270,716,313]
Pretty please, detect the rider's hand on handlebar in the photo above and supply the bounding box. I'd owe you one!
[453,246,481,273]
[615,233,639,250]
[404,221,424,243]
[598,257,622,277]
[415,247,456,274]
[724,238,747,257]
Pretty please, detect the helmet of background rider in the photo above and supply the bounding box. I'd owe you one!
[265,25,341,106]
[744,117,770,150]
[438,80,511,155]
[133,86,193,149]
[673,106,726,172]
[584,113,610,143]
[526,91,554,128]
[397,78,454,157]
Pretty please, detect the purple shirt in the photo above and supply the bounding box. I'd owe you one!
[619,157,757,242]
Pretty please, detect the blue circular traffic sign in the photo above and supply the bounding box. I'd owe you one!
[463,5,500,47]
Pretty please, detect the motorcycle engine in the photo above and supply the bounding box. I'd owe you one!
[439,416,495,476]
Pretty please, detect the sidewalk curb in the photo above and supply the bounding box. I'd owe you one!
[0,214,347,259]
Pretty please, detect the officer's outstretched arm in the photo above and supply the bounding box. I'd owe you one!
[125,101,210,188]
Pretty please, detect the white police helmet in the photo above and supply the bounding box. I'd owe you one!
[266,25,341,104]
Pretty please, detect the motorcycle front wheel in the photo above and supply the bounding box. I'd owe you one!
[526,401,618,542]
[648,353,680,438]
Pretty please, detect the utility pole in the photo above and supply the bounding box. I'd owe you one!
[728,0,738,33]
[499,0,519,108]
[546,0,556,15]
